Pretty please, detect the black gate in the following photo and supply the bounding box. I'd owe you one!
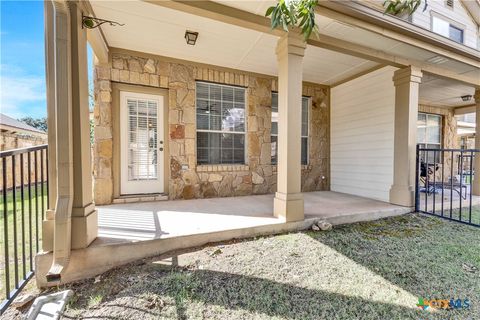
[415,145,479,227]
[0,145,48,314]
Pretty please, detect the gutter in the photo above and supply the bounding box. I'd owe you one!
[46,0,74,284]
[317,0,480,63]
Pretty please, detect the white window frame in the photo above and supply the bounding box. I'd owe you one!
[271,92,310,165]
[418,112,442,163]
[431,13,465,44]
[195,81,247,165]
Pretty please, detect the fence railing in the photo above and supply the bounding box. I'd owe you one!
[0,144,48,314]
[415,145,479,227]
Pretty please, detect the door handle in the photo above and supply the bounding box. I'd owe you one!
[159,147,164,151]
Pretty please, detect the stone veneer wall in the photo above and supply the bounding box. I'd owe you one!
[93,49,329,204]
[419,105,458,178]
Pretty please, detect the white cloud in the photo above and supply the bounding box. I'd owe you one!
[0,75,46,118]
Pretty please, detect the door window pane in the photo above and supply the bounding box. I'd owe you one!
[127,98,158,180]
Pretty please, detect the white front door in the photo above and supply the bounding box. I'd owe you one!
[120,91,164,195]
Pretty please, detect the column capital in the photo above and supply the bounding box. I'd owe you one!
[392,66,423,86]
[276,31,307,58]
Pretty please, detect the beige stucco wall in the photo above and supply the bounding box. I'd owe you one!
[93,48,330,204]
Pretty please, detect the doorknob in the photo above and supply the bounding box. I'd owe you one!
[159,147,164,151]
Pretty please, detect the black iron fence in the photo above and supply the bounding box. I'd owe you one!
[0,144,48,314]
[415,145,479,227]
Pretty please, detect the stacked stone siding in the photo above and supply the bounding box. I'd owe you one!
[93,49,330,204]
[419,105,459,179]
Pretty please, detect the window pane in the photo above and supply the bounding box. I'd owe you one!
[432,16,449,38]
[271,93,278,113]
[301,137,308,165]
[449,25,463,43]
[426,114,441,144]
[196,81,246,164]
[233,149,245,164]
[210,115,221,131]
[221,148,233,164]
[222,86,234,102]
[197,114,209,130]
[270,93,309,164]
[210,85,221,101]
[234,88,245,103]
[302,97,309,137]
[221,133,233,149]
[417,113,426,143]
[271,135,278,165]
[210,101,221,116]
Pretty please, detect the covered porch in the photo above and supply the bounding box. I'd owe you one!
[38,0,480,287]
[96,191,410,242]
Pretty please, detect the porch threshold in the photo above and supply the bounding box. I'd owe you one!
[35,191,411,287]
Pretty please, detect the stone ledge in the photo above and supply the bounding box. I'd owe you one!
[272,165,311,173]
[197,164,250,172]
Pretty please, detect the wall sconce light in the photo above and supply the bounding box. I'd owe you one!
[185,30,199,45]
[461,95,473,102]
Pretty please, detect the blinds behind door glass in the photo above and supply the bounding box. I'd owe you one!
[127,98,158,181]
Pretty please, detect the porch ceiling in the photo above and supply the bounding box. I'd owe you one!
[91,0,478,107]
[90,0,380,85]
[420,75,476,108]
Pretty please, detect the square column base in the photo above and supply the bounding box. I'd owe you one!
[389,185,414,207]
[42,216,55,252]
[273,192,304,222]
[71,209,98,249]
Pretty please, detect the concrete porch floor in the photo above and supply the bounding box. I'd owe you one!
[37,191,412,287]
[96,191,412,243]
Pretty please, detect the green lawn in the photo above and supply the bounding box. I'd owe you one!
[5,212,476,319]
[434,204,480,226]
[0,184,45,300]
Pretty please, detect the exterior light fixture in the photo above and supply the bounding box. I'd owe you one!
[461,95,473,102]
[185,30,199,45]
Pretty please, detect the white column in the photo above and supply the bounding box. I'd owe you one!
[69,1,98,249]
[472,89,480,195]
[273,32,306,222]
[389,66,423,207]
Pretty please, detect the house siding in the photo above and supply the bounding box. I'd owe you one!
[331,66,396,202]
[411,0,478,49]
[93,49,330,204]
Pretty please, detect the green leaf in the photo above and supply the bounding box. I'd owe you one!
[265,6,275,17]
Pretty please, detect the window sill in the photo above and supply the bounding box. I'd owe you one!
[197,164,250,172]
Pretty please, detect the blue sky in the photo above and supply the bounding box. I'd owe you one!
[1,1,46,119]
[1,1,93,119]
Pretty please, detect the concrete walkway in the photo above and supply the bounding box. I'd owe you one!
[96,191,411,242]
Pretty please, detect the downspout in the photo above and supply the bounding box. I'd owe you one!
[46,0,74,284]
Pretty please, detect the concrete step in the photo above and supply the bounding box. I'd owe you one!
[112,194,168,204]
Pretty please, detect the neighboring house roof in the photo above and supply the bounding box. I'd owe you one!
[0,113,46,134]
